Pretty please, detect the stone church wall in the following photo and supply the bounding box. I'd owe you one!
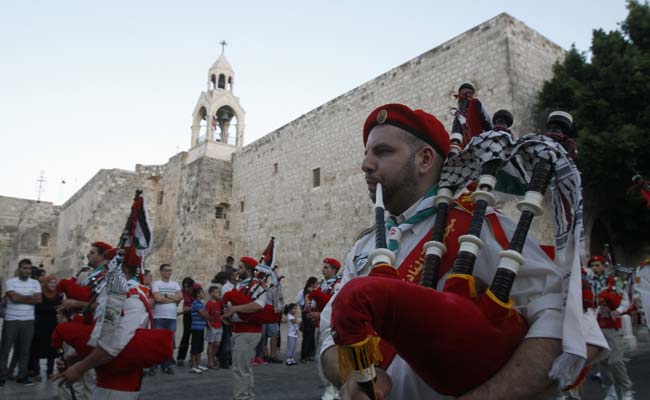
[0,196,59,283]
[231,13,566,296]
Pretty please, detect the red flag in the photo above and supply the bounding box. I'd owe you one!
[259,237,276,267]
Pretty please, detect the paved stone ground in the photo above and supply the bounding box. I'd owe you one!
[4,326,650,399]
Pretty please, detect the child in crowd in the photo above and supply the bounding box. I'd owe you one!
[283,303,301,366]
[205,284,223,369]
[190,283,209,374]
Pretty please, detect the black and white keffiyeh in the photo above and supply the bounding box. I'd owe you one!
[439,131,587,386]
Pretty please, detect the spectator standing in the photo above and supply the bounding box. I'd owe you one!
[284,303,300,366]
[206,285,223,369]
[0,259,42,386]
[151,264,182,375]
[176,277,195,366]
[29,275,61,381]
[297,276,318,362]
[218,267,238,369]
[221,256,235,272]
[190,284,209,374]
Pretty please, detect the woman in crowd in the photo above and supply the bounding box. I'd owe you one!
[29,275,61,380]
[176,276,195,366]
[297,276,318,363]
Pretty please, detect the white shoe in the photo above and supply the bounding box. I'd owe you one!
[191,367,203,374]
[620,389,635,400]
[603,385,619,400]
[197,365,209,372]
[321,385,340,400]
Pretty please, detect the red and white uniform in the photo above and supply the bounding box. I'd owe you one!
[94,280,150,400]
[319,194,608,399]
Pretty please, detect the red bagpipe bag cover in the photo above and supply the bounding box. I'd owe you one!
[51,320,173,372]
[307,287,333,311]
[56,278,93,302]
[222,289,281,324]
[331,203,528,396]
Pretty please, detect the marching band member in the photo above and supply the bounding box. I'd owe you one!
[307,258,342,400]
[318,103,607,400]
[53,253,157,399]
[223,256,270,400]
[591,260,636,400]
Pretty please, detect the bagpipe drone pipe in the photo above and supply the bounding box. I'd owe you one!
[331,130,579,397]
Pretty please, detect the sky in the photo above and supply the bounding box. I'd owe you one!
[0,0,630,205]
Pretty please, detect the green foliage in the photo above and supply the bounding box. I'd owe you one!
[536,0,650,246]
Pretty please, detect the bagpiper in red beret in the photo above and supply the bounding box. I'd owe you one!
[588,256,605,266]
[363,104,450,159]
[92,241,112,254]
[323,258,341,270]
[240,256,258,270]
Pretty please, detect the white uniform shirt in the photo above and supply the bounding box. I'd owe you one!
[5,277,41,321]
[98,281,150,357]
[151,279,181,319]
[319,196,608,399]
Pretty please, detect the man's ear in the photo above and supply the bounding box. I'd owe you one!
[416,146,436,175]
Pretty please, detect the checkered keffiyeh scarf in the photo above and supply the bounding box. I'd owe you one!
[439,131,587,385]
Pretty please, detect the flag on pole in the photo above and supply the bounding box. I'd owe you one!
[260,236,276,267]
[124,192,152,268]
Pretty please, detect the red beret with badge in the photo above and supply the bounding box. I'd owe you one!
[323,257,341,270]
[363,103,450,158]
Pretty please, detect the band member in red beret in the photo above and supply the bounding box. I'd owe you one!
[318,103,607,399]
[54,253,170,399]
[307,258,342,400]
[589,260,636,399]
[223,256,270,400]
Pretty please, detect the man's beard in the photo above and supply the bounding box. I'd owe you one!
[239,272,248,280]
[369,156,419,214]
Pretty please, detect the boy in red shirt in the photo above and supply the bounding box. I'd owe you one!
[206,285,223,369]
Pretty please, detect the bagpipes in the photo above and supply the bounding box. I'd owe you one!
[449,92,491,155]
[223,237,284,325]
[52,190,173,372]
[332,130,587,397]
[308,275,341,311]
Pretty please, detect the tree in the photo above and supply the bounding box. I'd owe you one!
[536,0,650,254]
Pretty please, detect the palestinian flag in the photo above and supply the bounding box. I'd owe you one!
[260,236,276,267]
[128,192,153,257]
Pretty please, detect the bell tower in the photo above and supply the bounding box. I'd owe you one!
[190,41,246,156]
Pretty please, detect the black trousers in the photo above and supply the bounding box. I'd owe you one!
[218,324,232,367]
[300,310,316,360]
[176,312,192,361]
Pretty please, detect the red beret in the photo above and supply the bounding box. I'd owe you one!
[92,241,112,253]
[588,256,605,265]
[240,256,258,269]
[104,248,118,261]
[323,258,341,270]
[363,104,450,158]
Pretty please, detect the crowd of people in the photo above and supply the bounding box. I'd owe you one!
[0,83,649,400]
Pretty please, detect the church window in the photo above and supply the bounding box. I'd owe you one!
[157,191,164,205]
[210,74,217,90]
[225,220,230,230]
[273,163,278,174]
[313,168,321,188]
[40,232,50,247]
[240,201,245,212]
[218,74,226,89]
[215,206,225,219]
[228,76,233,91]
